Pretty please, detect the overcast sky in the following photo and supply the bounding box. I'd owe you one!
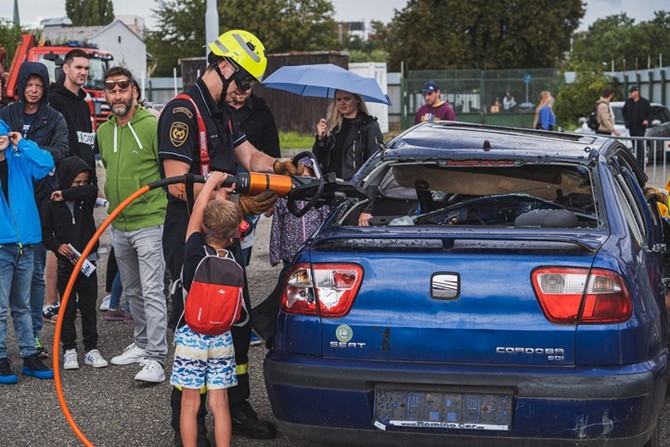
[0,0,665,32]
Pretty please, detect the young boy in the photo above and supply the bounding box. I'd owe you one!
[170,171,241,447]
[42,156,108,370]
[0,119,55,384]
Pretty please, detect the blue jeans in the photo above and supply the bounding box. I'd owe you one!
[0,244,37,358]
[108,271,130,313]
[30,243,47,335]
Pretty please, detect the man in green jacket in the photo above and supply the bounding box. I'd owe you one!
[97,66,168,383]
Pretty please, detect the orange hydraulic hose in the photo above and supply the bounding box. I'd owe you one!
[52,184,150,447]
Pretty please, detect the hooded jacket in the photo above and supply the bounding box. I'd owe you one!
[0,61,70,213]
[0,138,55,245]
[48,82,97,185]
[41,156,99,261]
[312,112,383,181]
[97,104,166,231]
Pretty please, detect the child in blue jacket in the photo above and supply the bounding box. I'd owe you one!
[0,119,56,384]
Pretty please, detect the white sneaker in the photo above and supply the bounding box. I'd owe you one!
[63,349,79,370]
[110,343,145,365]
[99,295,111,311]
[84,349,109,368]
[134,360,165,383]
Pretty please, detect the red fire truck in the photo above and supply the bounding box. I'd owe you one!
[0,33,113,129]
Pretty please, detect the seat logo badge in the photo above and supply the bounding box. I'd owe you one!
[432,273,460,300]
[330,324,366,349]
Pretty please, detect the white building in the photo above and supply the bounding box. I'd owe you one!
[41,19,147,82]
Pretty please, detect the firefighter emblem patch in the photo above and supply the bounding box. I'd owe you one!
[170,122,189,147]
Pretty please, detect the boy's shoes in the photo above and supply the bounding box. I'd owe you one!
[249,332,263,346]
[123,312,134,324]
[99,295,111,311]
[21,354,54,380]
[111,343,145,365]
[104,308,126,321]
[0,358,18,384]
[84,349,108,368]
[34,336,49,359]
[63,349,79,370]
[135,359,165,383]
[42,302,60,323]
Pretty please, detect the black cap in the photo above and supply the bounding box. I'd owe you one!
[629,85,639,93]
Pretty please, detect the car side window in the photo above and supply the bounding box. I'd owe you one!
[613,173,645,245]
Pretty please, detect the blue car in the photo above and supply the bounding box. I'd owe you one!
[264,122,669,446]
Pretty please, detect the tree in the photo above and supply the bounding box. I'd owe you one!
[573,11,670,71]
[65,0,114,26]
[147,0,340,77]
[387,0,584,72]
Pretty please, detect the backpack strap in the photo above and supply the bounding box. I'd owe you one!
[174,93,210,176]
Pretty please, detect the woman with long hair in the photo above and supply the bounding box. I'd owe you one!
[532,90,556,131]
[313,89,383,182]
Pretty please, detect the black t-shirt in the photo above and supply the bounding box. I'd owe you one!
[158,79,247,206]
[328,118,354,178]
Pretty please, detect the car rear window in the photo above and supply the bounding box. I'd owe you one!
[356,162,599,229]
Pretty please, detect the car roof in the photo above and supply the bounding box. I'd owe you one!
[386,121,609,163]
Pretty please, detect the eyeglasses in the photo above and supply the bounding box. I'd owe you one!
[104,78,131,91]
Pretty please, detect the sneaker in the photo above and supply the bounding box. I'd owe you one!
[63,349,79,370]
[104,308,126,321]
[84,349,109,368]
[34,336,49,359]
[21,354,54,379]
[42,302,60,323]
[123,312,134,325]
[0,358,18,384]
[249,332,263,346]
[111,343,145,365]
[134,359,165,383]
[99,295,111,311]
[231,404,277,439]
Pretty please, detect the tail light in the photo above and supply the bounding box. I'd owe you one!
[281,263,363,317]
[531,267,632,324]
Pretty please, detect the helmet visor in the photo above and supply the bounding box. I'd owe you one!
[227,58,256,92]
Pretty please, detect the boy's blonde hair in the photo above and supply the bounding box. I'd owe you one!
[202,199,243,246]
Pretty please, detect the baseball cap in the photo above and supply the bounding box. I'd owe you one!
[422,80,440,94]
[0,119,10,137]
[629,85,639,93]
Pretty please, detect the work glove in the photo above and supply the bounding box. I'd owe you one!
[239,190,278,215]
[273,159,306,176]
[643,186,669,204]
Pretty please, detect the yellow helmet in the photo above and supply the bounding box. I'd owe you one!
[208,29,267,83]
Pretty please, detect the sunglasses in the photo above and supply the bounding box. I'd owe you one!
[104,78,132,91]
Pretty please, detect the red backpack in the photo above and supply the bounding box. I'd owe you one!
[183,246,247,336]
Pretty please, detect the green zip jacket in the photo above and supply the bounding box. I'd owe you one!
[97,104,166,231]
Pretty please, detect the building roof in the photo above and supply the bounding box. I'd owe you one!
[40,19,143,44]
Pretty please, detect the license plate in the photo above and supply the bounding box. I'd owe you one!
[374,385,513,431]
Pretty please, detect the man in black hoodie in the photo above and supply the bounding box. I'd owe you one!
[0,61,69,359]
[48,49,97,181]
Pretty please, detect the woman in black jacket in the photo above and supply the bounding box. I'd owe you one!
[313,89,383,183]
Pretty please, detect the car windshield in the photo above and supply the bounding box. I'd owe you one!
[345,161,599,229]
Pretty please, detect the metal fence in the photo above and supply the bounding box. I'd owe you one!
[401,68,564,129]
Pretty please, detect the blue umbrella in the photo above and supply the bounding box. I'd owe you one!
[262,63,391,106]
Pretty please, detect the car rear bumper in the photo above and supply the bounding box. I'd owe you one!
[264,350,668,447]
